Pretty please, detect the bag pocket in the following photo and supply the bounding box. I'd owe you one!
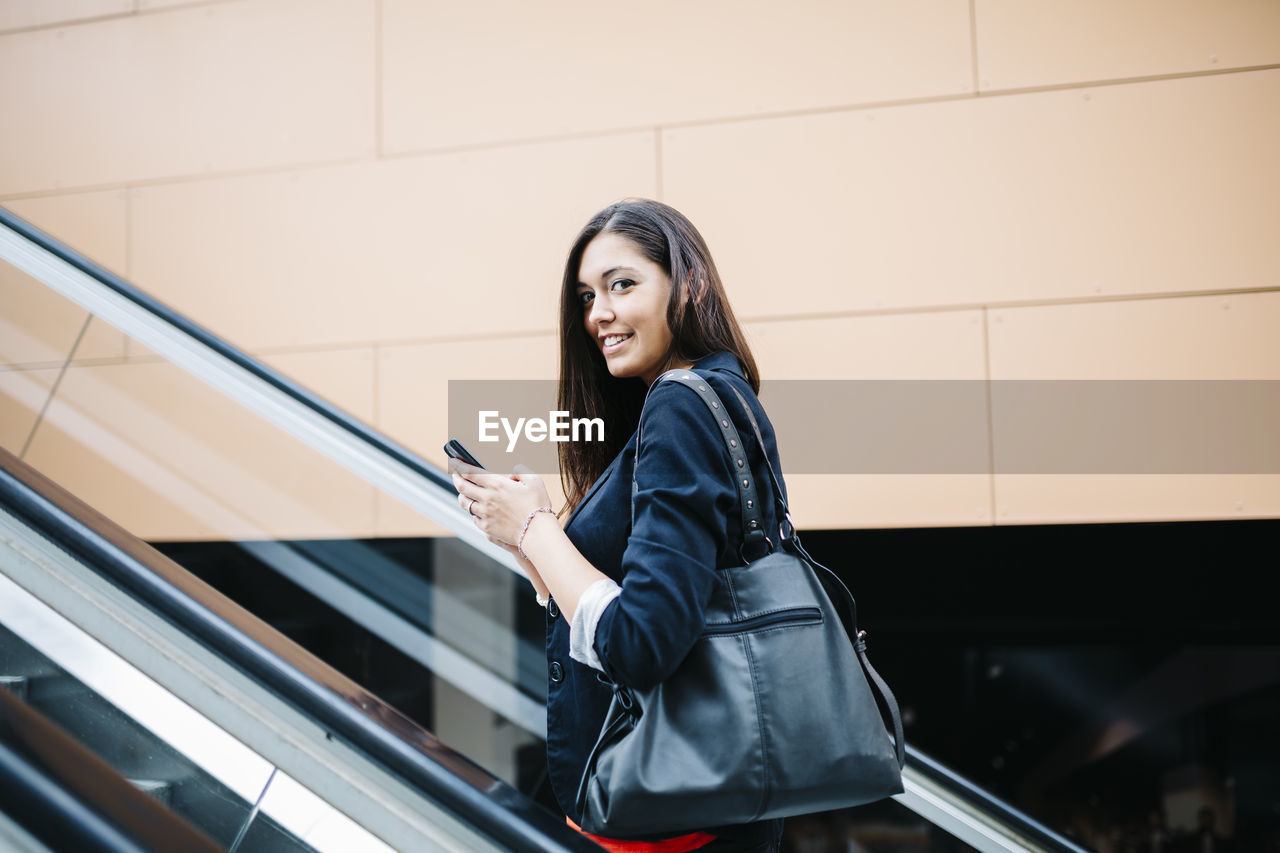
[702,606,822,636]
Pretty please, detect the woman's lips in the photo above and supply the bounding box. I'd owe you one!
[602,333,633,355]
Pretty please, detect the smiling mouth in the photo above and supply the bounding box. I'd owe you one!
[602,333,633,354]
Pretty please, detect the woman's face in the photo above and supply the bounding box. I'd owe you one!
[576,231,676,386]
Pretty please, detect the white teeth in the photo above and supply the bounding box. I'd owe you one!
[604,334,632,347]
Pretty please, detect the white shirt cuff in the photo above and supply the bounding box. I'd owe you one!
[569,577,621,672]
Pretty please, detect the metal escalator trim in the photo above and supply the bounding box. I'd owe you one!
[0,687,224,853]
[1,572,284,818]
[0,207,521,576]
[0,809,53,853]
[900,767,1051,853]
[900,746,1090,853]
[0,448,599,853]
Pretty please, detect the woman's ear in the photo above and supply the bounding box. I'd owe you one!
[684,272,708,307]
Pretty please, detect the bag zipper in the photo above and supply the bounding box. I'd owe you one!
[703,606,822,636]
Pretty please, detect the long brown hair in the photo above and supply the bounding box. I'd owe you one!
[557,199,759,514]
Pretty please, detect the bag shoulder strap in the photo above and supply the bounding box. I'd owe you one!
[633,369,771,557]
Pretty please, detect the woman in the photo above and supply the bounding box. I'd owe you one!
[450,199,787,852]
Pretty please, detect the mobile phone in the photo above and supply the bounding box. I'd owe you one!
[444,438,487,469]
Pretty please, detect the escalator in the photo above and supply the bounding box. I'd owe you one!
[0,206,1087,851]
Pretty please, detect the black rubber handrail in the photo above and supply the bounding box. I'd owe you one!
[0,205,452,493]
[0,686,225,853]
[0,448,600,853]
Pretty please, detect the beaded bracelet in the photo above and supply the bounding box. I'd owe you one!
[517,505,554,561]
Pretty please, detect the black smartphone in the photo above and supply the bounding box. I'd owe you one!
[443,438,487,469]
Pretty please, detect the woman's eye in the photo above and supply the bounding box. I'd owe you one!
[577,291,593,306]
[610,279,635,292]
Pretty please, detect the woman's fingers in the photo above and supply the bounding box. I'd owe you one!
[511,465,552,507]
[449,457,504,488]
[450,458,547,542]
[451,473,478,502]
[451,466,498,500]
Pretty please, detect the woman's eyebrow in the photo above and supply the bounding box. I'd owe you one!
[581,265,641,285]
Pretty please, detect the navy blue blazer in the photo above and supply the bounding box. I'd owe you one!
[546,350,787,843]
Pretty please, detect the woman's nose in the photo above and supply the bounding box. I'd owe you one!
[588,295,614,326]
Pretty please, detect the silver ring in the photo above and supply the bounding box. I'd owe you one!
[466,497,477,516]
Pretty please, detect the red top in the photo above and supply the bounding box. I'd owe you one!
[566,817,714,852]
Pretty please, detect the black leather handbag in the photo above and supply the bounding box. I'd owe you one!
[575,370,905,837]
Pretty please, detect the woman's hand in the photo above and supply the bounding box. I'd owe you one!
[449,459,552,548]
[451,458,606,622]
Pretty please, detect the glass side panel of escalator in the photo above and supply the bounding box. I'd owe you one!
[0,252,546,790]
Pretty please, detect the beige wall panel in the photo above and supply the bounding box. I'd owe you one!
[988,293,1280,523]
[0,0,376,196]
[0,0,130,32]
[787,474,992,530]
[381,0,973,153]
[747,312,991,529]
[747,311,987,379]
[0,367,55,454]
[3,192,128,362]
[976,0,1280,91]
[22,360,377,540]
[259,347,376,425]
[988,292,1280,380]
[130,133,655,350]
[374,334,561,536]
[991,475,1280,524]
[664,70,1280,319]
